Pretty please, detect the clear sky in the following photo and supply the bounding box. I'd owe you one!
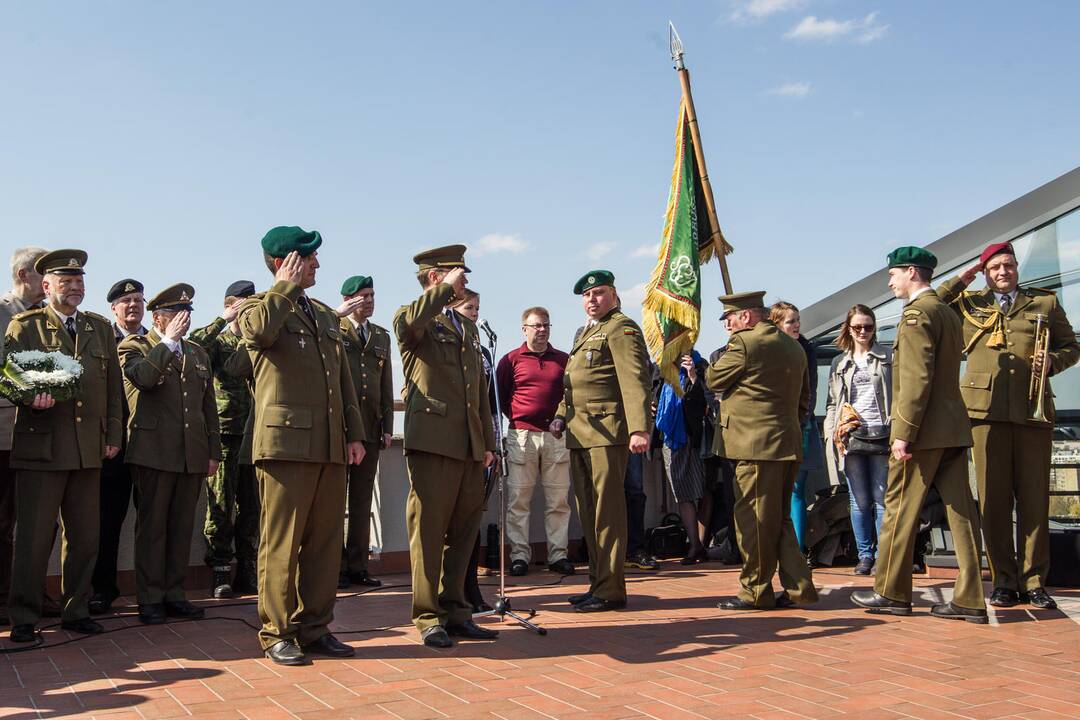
[3,1,1079,392]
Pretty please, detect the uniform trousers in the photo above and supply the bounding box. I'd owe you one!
[971,421,1052,592]
[0,451,15,617]
[506,429,571,564]
[256,460,346,650]
[570,446,629,603]
[342,441,380,575]
[204,434,259,570]
[875,446,984,609]
[92,455,134,600]
[9,469,99,625]
[731,460,817,608]
[132,467,202,605]
[404,451,485,631]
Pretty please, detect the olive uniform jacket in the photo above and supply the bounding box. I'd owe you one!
[3,306,123,470]
[556,308,651,450]
[706,320,808,462]
[393,283,495,462]
[118,329,222,473]
[937,276,1080,425]
[237,281,364,465]
[890,289,972,449]
[340,319,394,442]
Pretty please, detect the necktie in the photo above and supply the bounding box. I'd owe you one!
[297,295,316,326]
[65,317,76,338]
[360,325,369,346]
[445,310,461,334]
[1000,294,1012,315]
[174,342,183,362]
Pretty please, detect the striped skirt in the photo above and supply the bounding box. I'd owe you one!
[662,444,706,503]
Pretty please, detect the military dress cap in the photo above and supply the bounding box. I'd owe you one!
[107,278,144,303]
[573,269,615,295]
[35,249,88,276]
[225,280,256,299]
[147,283,195,312]
[413,244,471,273]
[261,226,322,258]
[887,246,938,270]
[340,275,373,297]
[979,241,1015,266]
[718,290,767,318]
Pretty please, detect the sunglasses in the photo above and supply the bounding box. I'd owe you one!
[850,324,875,333]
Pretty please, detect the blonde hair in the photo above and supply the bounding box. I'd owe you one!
[769,300,799,326]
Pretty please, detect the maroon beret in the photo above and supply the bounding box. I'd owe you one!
[979,241,1015,266]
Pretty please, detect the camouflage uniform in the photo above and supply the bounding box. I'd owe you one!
[189,317,259,577]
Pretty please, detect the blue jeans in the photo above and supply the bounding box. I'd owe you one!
[624,454,646,556]
[844,453,888,560]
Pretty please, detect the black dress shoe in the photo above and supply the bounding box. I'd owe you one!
[774,592,795,609]
[1022,587,1058,610]
[931,601,988,624]
[139,604,167,625]
[89,592,117,615]
[266,639,309,666]
[548,559,575,576]
[510,560,528,576]
[850,590,912,615]
[212,567,234,599]
[61,618,104,634]
[305,633,355,657]
[446,619,499,639]
[717,597,763,611]
[164,600,205,619]
[574,597,626,613]
[989,587,1019,608]
[349,571,382,588]
[9,624,36,643]
[567,592,593,606]
[421,626,453,648]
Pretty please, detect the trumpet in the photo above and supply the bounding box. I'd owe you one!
[1029,313,1050,422]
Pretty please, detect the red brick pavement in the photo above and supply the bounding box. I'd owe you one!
[1,564,1077,719]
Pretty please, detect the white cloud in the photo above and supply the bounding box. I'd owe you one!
[472,232,528,255]
[585,241,616,261]
[768,81,812,98]
[729,0,805,23]
[784,12,888,43]
[621,282,649,308]
[631,243,660,259]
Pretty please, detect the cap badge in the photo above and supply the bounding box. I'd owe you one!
[587,275,595,284]
[124,283,135,292]
[180,291,190,302]
[67,258,78,267]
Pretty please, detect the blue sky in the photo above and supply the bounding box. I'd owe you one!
[3,1,1079,391]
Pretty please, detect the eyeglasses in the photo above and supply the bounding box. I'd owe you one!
[850,324,875,333]
[523,323,551,330]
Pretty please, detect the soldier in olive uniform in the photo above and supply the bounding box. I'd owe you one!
[189,280,260,598]
[119,284,221,624]
[705,291,817,610]
[551,271,651,612]
[237,226,366,666]
[394,245,497,648]
[4,249,123,642]
[852,247,987,623]
[337,275,393,589]
[937,241,1078,610]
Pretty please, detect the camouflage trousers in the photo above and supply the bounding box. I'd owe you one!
[204,434,260,568]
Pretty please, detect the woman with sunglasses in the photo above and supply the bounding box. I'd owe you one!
[823,304,893,575]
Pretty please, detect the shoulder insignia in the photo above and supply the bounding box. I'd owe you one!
[83,311,111,325]
[902,309,922,317]
[1025,286,1055,296]
[906,319,919,325]
[11,307,46,321]
[623,327,639,336]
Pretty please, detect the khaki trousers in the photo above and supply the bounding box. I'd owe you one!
[971,421,1052,592]
[132,467,202,605]
[875,447,985,609]
[256,460,346,650]
[405,451,485,631]
[342,441,380,575]
[570,446,628,603]
[9,469,99,625]
[732,460,817,608]
[506,429,571,564]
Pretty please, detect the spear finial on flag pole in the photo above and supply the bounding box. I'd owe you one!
[668,21,733,294]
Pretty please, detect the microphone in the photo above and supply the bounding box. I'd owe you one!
[478,318,497,343]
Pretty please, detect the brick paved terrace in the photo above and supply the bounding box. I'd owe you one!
[2,563,1078,720]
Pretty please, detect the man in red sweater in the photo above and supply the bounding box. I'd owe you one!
[495,307,574,577]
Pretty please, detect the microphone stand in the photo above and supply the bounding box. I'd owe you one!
[473,324,547,636]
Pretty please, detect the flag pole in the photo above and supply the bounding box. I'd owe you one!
[669,22,733,295]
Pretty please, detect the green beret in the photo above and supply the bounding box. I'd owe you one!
[887,246,937,271]
[147,283,195,312]
[340,275,373,297]
[35,249,87,276]
[413,245,470,273]
[261,226,323,258]
[718,290,767,319]
[573,270,615,295]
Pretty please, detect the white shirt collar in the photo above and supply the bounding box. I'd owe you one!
[993,289,1018,304]
[907,286,934,303]
[54,307,77,323]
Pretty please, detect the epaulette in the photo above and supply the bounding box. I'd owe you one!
[83,311,112,326]
[1025,286,1055,296]
[11,307,46,321]
[310,297,334,312]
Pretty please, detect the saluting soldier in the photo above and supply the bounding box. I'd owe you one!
[937,242,1079,610]
[394,245,497,648]
[550,271,651,612]
[852,247,987,623]
[705,291,817,610]
[189,280,260,598]
[336,275,393,590]
[237,226,366,666]
[4,249,123,642]
[90,278,147,615]
[119,284,221,624]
